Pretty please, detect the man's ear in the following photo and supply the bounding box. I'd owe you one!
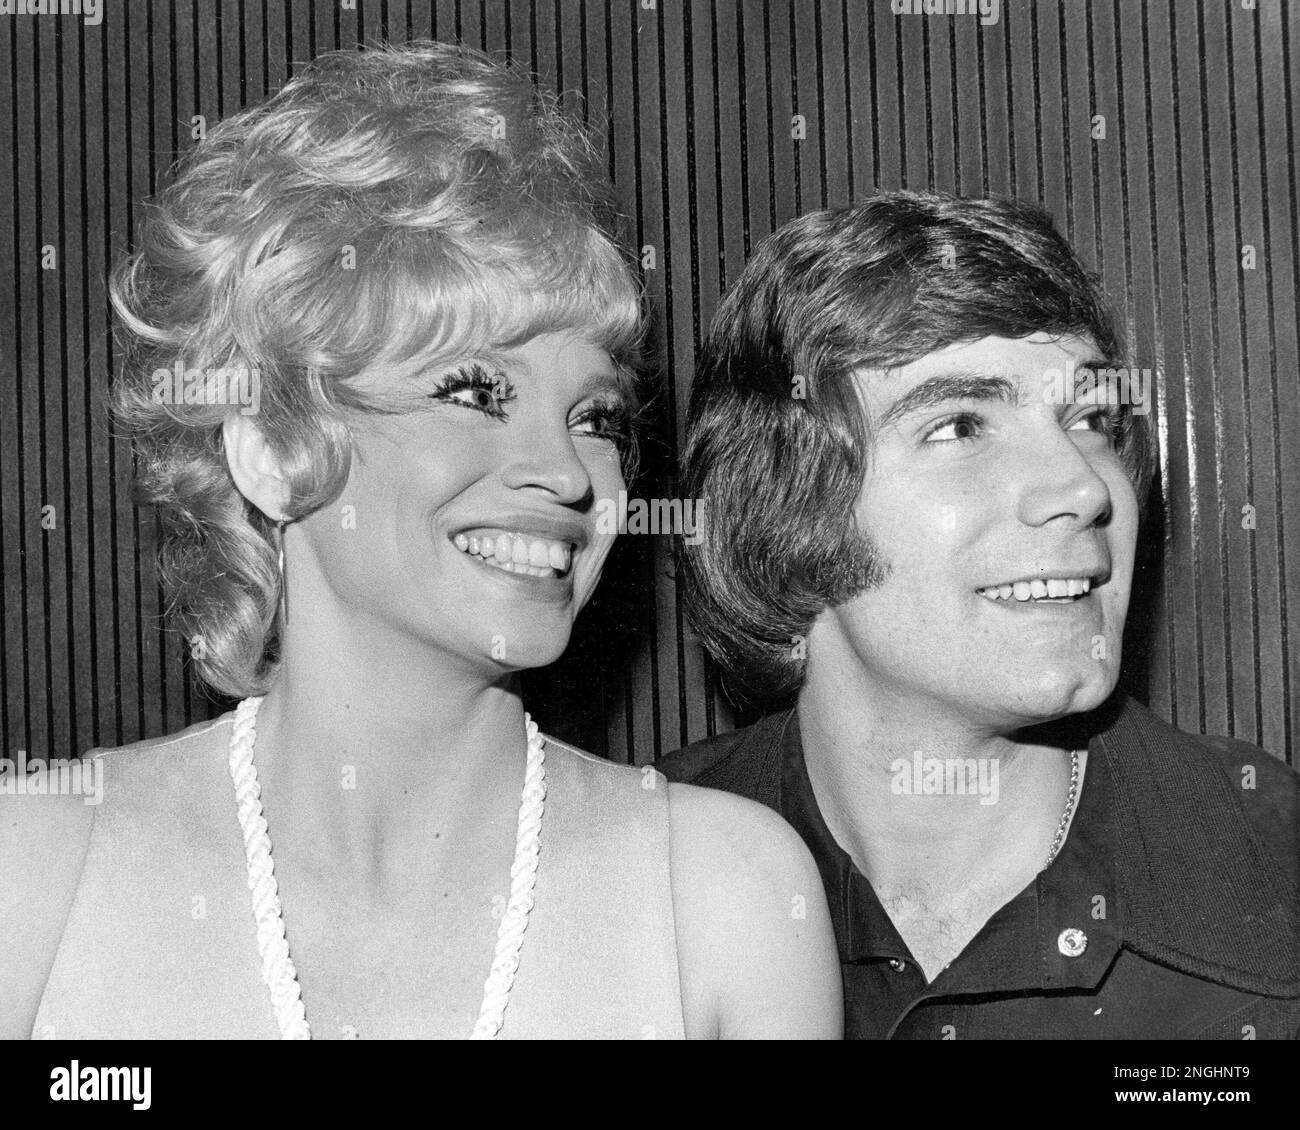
[222,413,291,521]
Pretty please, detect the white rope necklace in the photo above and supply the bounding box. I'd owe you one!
[228,695,547,1040]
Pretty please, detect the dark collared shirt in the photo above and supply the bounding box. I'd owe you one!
[659,695,1300,1039]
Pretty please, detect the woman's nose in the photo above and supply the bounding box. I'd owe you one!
[499,428,596,507]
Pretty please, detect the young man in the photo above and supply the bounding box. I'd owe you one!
[660,191,1300,1039]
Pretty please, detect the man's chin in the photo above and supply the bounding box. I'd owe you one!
[994,664,1120,728]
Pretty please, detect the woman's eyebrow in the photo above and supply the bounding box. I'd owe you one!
[876,370,1018,429]
[427,353,619,391]
[573,370,624,399]
[415,355,507,382]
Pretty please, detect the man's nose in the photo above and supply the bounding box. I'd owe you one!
[1015,430,1114,531]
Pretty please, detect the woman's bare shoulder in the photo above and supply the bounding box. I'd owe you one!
[0,769,98,1038]
[666,780,812,870]
[0,714,230,1038]
[665,781,843,1039]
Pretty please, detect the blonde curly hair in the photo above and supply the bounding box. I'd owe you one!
[110,40,643,699]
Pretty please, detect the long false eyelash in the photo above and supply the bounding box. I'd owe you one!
[426,368,639,470]
[428,363,515,418]
[573,397,640,481]
[573,398,634,448]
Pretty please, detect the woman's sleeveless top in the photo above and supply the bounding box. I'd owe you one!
[32,713,685,1039]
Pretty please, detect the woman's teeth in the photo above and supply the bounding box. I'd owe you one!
[453,531,572,578]
[978,577,1092,602]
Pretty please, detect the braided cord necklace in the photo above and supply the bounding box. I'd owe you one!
[227,695,547,1040]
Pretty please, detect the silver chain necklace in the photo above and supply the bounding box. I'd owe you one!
[1043,749,1082,869]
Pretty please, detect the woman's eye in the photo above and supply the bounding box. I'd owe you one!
[572,400,632,447]
[455,386,501,411]
[428,365,514,418]
[924,413,983,443]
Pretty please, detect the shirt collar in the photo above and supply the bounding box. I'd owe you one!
[769,695,1299,996]
[1094,694,1300,995]
[777,707,1121,991]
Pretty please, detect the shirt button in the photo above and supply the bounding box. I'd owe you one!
[1057,927,1088,957]
[887,958,908,973]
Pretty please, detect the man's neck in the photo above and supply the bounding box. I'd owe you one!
[795,659,1084,916]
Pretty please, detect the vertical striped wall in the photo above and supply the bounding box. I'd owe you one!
[1,0,1296,767]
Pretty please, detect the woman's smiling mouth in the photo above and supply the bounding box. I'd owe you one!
[453,530,574,579]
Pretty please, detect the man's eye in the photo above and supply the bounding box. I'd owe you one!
[1068,406,1122,438]
[924,413,983,443]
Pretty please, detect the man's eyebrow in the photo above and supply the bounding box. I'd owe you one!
[1073,359,1122,387]
[876,371,1019,429]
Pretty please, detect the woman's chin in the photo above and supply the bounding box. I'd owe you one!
[478,630,573,673]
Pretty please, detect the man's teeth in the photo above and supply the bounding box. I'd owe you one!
[453,531,572,578]
[978,577,1092,602]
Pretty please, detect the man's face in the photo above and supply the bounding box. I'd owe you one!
[812,333,1139,730]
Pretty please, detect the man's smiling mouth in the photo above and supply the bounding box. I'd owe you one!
[453,530,574,579]
[977,576,1094,604]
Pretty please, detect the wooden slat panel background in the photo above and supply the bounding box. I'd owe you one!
[1,0,1296,768]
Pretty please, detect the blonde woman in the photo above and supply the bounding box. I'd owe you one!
[1,42,839,1040]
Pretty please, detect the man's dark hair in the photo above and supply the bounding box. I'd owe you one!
[680,190,1155,706]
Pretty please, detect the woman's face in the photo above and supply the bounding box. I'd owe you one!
[293,330,631,674]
